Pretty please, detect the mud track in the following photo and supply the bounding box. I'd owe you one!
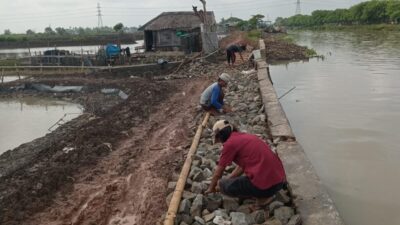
[0,73,210,225]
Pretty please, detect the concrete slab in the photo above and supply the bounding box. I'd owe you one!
[277,142,345,225]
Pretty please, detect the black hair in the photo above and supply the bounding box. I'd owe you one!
[215,121,238,143]
[240,44,247,51]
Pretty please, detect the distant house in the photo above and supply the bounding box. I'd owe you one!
[139,11,217,53]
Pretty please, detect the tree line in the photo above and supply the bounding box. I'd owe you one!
[276,0,400,27]
[0,23,137,43]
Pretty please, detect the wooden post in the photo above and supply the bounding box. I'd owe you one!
[40,63,43,75]
[28,46,32,65]
[1,68,4,83]
[58,52,61,73]
[15,63,21,80]
[164,112,210,225]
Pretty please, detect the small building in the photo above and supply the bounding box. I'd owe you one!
[139,11,217,53]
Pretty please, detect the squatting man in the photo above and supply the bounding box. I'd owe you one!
[205,120,287,209]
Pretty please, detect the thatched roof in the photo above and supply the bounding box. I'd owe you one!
[139,11,216,31]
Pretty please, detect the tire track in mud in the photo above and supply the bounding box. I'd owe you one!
[27,79,210,225]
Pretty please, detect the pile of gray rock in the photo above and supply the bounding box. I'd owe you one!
[164,69,301,225]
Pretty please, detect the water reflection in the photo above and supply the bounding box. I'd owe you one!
[0,97,82,154]
[271,30,400,225]
[0,40,144,59]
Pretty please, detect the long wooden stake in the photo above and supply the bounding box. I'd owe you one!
[164,112,210,225]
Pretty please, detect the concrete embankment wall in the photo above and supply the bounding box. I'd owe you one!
[257,39,345,225]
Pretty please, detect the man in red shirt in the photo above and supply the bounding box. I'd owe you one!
[205,120,287,207]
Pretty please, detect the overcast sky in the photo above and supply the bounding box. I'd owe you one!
[0,0,365,34]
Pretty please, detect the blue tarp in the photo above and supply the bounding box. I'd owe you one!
[105,44,121,58]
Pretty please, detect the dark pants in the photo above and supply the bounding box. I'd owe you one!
[219,176,285,198]
[226,50,236,65]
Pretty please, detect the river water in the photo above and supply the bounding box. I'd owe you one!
[270,30,400,225]
[0,40,144,59]
[0,97,82,155]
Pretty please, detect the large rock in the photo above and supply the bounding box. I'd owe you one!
[195,216,206,225]
[214,209,230,220]
[206,194,223,211]
[250,210,266,224]
[191,182,206,194]
[203,212,215,223]
[179,199,191,214]
[223,196,239,212]
[276,190,291,204]
[274,206,294,224]
[193,171,205,182]
[269,201,284,212]
[264,218,283,225]
[167,181,177,194]
[182,191,196,200]
[287,214,301,225]
[191,194,205,217]
[180,214,194,224]
[230,212,255,225]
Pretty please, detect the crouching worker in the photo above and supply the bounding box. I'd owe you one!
[200,73,232,115]
[205,120,287,209]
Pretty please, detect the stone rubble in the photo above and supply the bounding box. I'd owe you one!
[163,67,301,225]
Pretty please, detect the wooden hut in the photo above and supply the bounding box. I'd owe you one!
[139,11,216,53]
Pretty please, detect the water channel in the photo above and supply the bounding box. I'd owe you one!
[0,40,144,59]
[0,97,82,155]
[270,30,400,225]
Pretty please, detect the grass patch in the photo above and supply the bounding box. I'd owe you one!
[0,59,19,66]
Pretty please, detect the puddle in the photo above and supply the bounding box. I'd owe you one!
[0,97,82,154]
[1,76,25,83]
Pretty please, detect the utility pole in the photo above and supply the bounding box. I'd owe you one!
[200,0,207,30]
[97,3,103,28]
[295,0,301,15]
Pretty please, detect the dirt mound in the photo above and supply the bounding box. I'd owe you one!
[264,34,310,62]
[219,31,258,50]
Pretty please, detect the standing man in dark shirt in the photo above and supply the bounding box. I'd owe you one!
[226,44,246,67]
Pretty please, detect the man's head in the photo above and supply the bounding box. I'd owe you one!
[217,73,231,87]
[212,120,234,144]
[240,44,247,51]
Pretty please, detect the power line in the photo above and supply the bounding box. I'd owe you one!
[296,0,302,15]
[97,3,103,28]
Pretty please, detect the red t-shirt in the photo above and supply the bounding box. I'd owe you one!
[218,132,286,190]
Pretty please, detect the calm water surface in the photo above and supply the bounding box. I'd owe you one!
[271,30,400,225]
[0,40,144,58]
[0,97,82,154]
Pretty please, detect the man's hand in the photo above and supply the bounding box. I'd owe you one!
[204,187,217,195]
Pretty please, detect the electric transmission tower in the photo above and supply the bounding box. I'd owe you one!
[97,3,103,28]
[295,0,301,15]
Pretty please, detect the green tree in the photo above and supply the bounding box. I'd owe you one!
[55,27,67,35]
[113,23,124,33]
[44,26,55,35]
[26,29,35,35]
[4,29,11,35]
[387,0,400,23]
[249,14,265,29]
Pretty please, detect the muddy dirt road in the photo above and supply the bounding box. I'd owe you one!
[0,71,211,225]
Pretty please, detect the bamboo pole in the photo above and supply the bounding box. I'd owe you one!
[164,112,210,225]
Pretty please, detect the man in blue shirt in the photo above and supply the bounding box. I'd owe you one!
[200,73,231,114]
